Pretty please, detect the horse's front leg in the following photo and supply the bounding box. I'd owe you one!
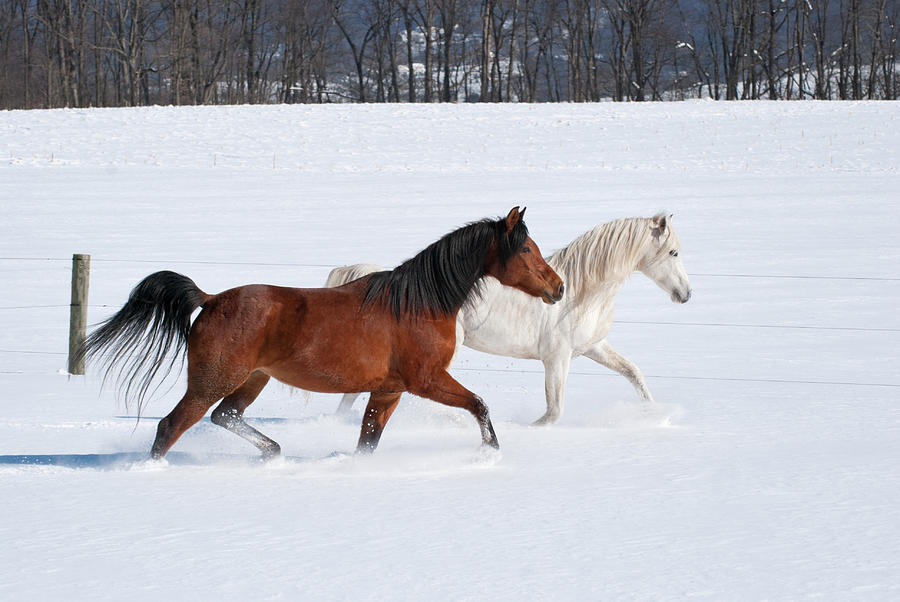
[337,327,457,417]
[356,391,403,454]
[583,339,654,403]
[533,352,572,426]
[411,371,499,449]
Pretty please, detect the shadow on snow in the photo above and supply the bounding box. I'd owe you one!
[0,451,334,470]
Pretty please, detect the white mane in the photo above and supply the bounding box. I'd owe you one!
[325,263,384,288]
[547,214,679,304]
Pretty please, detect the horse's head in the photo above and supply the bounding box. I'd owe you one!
[486,207,564,304]
[639,214,692,304]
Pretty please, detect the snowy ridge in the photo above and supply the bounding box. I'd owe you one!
[4,102,898,175]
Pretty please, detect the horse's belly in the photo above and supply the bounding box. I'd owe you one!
[463,328,540,360]
[460,310,543,359]
[262,357,392,394]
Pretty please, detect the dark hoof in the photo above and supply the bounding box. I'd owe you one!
[355,443,376,455]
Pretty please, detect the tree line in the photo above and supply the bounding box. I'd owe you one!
[0,0,897,110]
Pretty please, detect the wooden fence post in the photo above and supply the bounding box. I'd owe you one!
[68,254,90,375]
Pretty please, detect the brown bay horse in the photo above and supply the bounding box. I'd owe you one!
[81,208,564,460]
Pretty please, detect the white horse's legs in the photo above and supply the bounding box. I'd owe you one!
[583,339,654,403]
[533,353,572,426]
[336,392,362,414]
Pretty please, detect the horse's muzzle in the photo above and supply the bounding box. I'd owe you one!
[543,283,565,304]
[672,288,691,304]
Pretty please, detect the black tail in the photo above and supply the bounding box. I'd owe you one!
[79,271,207,415]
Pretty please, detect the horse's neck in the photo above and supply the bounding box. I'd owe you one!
[575,275,625,310]
[549,222,647,308]
[554,264,625,322]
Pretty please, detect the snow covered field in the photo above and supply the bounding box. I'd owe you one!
[1,101,899,600]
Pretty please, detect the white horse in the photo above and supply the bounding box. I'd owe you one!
[327,214,691,425]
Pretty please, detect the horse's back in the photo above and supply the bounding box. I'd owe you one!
[190,281,399,392]
[199,282,368,328]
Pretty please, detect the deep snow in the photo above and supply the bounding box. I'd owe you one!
[1,101,899,600]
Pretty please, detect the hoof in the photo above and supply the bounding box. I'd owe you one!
[474,445,503,465]
[355,442,377,455]
[531,414,559,427]
[261,442,282,460]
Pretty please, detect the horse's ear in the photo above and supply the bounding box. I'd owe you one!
[650,214,668,240]
[505,206,523,234]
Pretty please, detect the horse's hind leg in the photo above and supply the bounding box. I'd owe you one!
[411,371,499,449]
[151,366,255,460]
[356,392,402,454]
[210,371,281,459]
[151,387,226,460]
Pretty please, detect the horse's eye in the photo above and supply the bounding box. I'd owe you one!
[669,249,679,257]
[521,247,531,254]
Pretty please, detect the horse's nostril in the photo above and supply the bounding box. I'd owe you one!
[558,283,565,298]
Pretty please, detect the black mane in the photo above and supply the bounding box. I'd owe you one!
[363,214,529,319]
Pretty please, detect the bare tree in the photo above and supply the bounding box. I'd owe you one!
[807,0,832,98]
[837,0,863,99]
[332,0,377,101]
[413,0,437,101]
[275,0,332,103]
[0,2,19,107]
[436,0,459,101]
[37,0,89,107]
[879,0,898,99]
